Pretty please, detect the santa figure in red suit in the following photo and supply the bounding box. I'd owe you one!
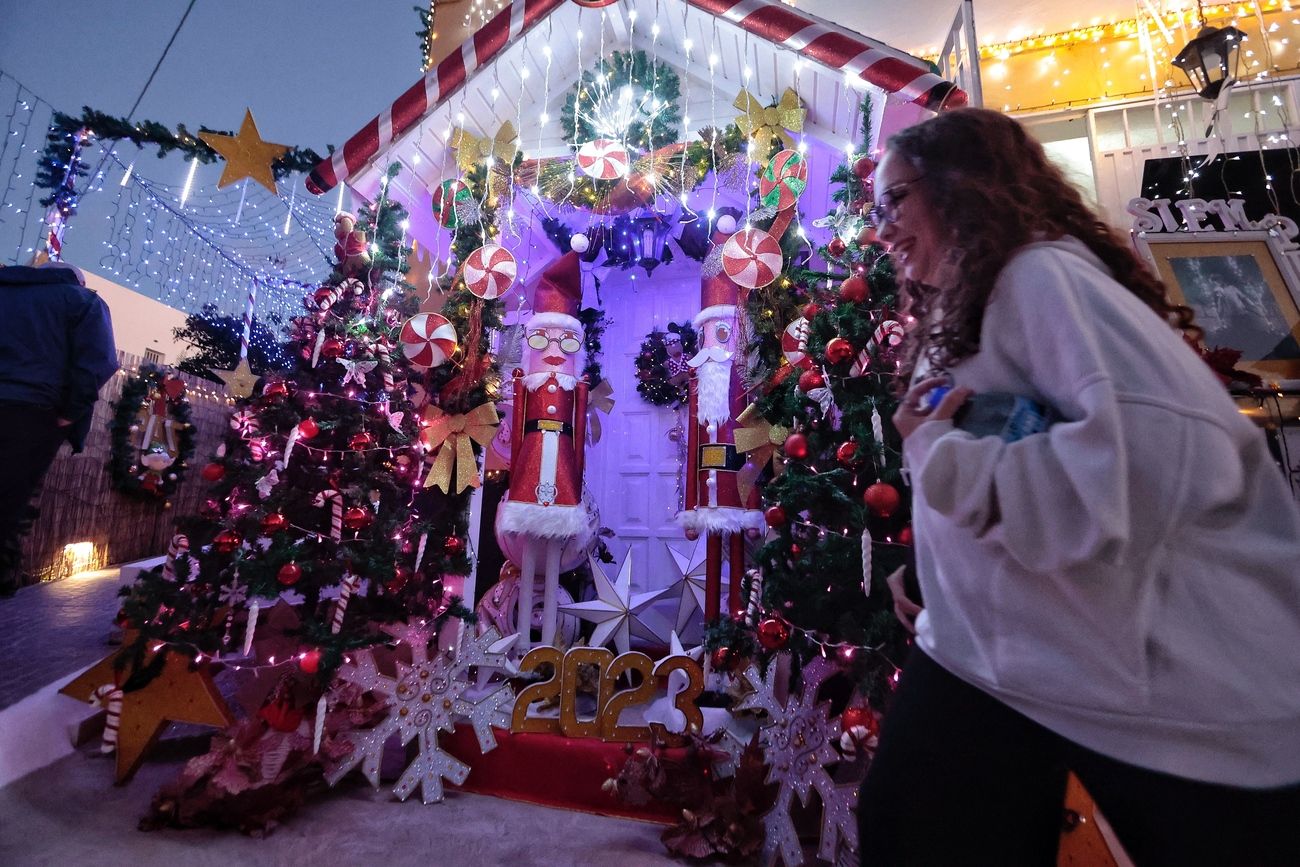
[497,252,590,650]
[678,258,765,622]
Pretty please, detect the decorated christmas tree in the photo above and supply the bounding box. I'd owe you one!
[115,163,472,700]
[715,100,912,706]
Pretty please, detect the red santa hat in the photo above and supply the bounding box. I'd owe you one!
[527,251,583,333]
[694,250,740,330]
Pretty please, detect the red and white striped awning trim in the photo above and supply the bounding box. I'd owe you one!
[305,0,965,195]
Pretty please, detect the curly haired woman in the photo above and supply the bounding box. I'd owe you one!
[859,108,1300,866]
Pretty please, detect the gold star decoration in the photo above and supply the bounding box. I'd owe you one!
[61,645,234,783]
[199,109,290,194]
[215,357,258,398]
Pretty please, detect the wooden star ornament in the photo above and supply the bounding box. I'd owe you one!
[61,645,234,783]
[215,357,258,398]
[199,109,290,194]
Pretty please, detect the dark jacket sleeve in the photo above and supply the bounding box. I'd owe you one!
[62,294,118,451]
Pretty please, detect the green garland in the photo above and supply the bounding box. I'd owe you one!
[578,306,609,384]
[37,107,327,205]
[562,50,682,154]
[107,365,197,500]
[635,322,697,407]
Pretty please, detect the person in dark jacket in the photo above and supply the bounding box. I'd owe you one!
[0,262,118,594]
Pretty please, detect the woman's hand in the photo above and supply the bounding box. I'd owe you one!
[885,565,923,634]
[892,376,973,440]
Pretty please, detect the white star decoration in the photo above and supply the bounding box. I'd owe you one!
[738,654,858,866]
[663,537,731,640]
[325,624,515,804]
[560,552,667,655]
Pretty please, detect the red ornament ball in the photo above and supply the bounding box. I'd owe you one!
[710,646,736,671]
[277,562,302,586]
[213,529,242,554]
[298,649,322,675]
[841,705,879,736]
[836,440,860,466]
[802,302,821,320]
[853,156,877,179]
[827,236,847,258]
[259,699,303,733]
[260,513,288,535]
[348,431,375,451]
[297,417,320,439]
[839,274,868,303]
[825,337,853,365]
[790,543,802,556]
[783,432,809,460]
[200,462,226,483]
[797,369,825,393]
[320,337,345,360]
[342,506,374,531]
[262,380,289,400]
[864,482,901,517]
[857,225,879,247]
[313,287,336,308]
[764,504,787,528]
[386,566,411,594]
[444,535,466,556]
[756,617,792,651]
[898,525,914,546]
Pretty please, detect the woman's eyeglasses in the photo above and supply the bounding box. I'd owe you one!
[866,177,924,228]
[527,331,583,354]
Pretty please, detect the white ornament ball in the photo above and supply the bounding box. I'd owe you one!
[129,424,140,433]
[570,232,590,253]
[716,214,737,234]
[167,473,177,481]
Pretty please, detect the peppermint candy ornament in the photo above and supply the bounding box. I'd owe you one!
[758,149,808,211]
[782,317,813,370]
[873,319,905,348]
[399,313,458,369]
[432,178,471,228]
[461,244,516,299]
[576,138,630,180]
[721,227,783,289]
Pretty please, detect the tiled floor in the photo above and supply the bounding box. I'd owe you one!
[0,567,126,709]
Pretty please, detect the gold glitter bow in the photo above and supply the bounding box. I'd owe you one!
[733,403,790,504]
[420,402,500,493]
[733,89,805,150]
[585,379,616,445]
[449,122,519,173]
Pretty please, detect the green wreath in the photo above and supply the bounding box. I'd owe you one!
[561,50,682,154]
[636,322,698,407]
[108,365,197,500]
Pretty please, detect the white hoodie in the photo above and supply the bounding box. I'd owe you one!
[904,237,1300,787]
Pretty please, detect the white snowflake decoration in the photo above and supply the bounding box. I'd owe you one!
[325,623,515,804]
[738,655,858,866]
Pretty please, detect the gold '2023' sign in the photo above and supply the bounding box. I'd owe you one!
[510,646,705,742]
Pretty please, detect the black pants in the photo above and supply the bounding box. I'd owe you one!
[859,648,1300,866]
[0,406,64,589]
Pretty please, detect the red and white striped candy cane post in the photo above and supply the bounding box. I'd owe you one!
[313,489,343,541]
[744,569,765,628]
[91,684,123,754]
[240,280,260,361]
[331,573,360,634]
[162,533,190,582]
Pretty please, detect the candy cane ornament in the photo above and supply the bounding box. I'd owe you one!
[91,684,123,754]
[873,319,905,348]
[313,489,343,541]
[162,533,190,582]
[331,573,360,634]
[781,317,813,370]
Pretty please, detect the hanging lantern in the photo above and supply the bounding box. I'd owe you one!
[1171,5,1245,101]
[629,209,672,275]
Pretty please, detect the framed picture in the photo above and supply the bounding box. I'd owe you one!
[1136,231,1300,380]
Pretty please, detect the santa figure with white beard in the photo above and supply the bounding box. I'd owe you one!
[678,264,765,622]
[498,252,590,651]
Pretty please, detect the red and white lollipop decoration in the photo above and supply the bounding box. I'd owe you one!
[782,317,813,370]
[399,313,458,370]
[721,227,784,289]
[576,139,630,181]
[461,244,517,300]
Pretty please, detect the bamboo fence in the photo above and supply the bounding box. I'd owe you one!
[19,351,233,583]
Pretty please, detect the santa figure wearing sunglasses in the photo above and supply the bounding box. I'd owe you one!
[498,252,590,650]
[678,257,765,622]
